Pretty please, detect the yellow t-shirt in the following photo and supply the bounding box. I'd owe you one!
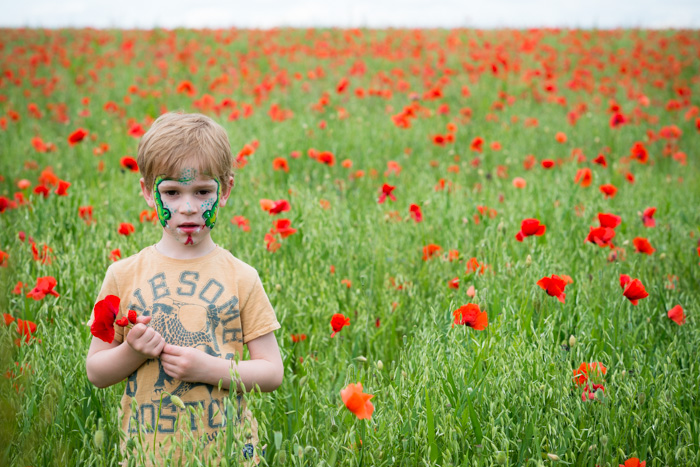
[89,245,280,465]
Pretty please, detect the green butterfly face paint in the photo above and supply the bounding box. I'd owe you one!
[153,175,172,227]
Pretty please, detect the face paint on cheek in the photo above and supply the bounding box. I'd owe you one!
[202,178,222,229]
[153,176,171,227]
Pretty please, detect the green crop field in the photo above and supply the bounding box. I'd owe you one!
[0,28,699,466]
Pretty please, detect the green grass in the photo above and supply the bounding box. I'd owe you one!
[1,27,699,466]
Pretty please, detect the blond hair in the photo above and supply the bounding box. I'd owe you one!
[137,112,234,191]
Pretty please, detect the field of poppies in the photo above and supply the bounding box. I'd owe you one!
[1,27,699,466]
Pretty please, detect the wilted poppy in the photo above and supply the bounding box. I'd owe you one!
[452,304,488,330]
[330,313,350,337]
[91,294,120,343]
[633,237,655,255]
[667,305,685,325]
[515,218,546,242]
[26,276,59,300]
[537,275,568,303]
[340,382,374,419]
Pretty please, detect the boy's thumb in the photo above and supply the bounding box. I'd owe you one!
[136,315,152,324]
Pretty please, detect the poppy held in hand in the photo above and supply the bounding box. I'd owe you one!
[537,275,568,303]
[91,295,120,343]
[619,274,649,305]
[452,304,488,330]
[515,218,546,242]
[330,313,350,337]
[340,382,374,419]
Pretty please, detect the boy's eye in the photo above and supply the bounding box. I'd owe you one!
[163,190,178,196]
[197,190,212,196]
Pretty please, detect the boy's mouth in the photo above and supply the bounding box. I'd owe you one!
[178,224,201,233]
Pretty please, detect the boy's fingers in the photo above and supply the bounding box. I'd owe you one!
[136,315,151,324]
[163,343,181,355]
[129,323,147,339]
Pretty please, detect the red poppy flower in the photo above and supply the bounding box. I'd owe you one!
[667,305,685,325]
[340,382,374,419]
[620,275,649,305]
[574,168,592,187]
[515,218,546,242]
[620,458,646,467]
[448,277,460,289]
[633,237,655,255]
[26,276,59,300]
[555,132,567,143]
[264,232,281,252]
[115,317,129,327]
[330,313,350,337]
[231,215,250,232]
[572,362,607,385]
[79,205,94,224]
[537,275,568,303]
[290,333,307,343]
[317,151,335,166]
[630,142,649,164]
[269,199,291,215]
[91,295,120,343]
[272,157,289,172]
[599,184,617,198]
[541,159,555,169]
[120,156,138,172]
[128,309,138,324]
[422,244,442,260]
[409,204,423,223]
[272,218,297,238]
[641,207,656,227]
[470,137,483,153]
[109,248,121,261]
[68,128,88,145]
[55,180,71,196]
[598,213,621,229]
[127,122,145,138]
[452,304,488,330]
[378,184,396,203]
[592,154,607,167]
[118,222,135,236]
[586,226,615,247]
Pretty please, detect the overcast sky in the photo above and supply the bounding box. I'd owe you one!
[2,0,699,29]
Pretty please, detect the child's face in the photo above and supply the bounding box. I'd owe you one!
[143,167,229,247]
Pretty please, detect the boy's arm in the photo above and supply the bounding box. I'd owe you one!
[160,331,283,392]
[86,316,166,388]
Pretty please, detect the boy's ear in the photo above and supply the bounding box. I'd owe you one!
[140,178,156,208]
[219,176,235,207]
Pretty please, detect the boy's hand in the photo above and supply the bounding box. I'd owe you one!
[160,344,211,383]
[126,316,165,359]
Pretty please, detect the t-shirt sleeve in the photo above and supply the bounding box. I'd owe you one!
[86,267,127,344]
[240,273,280,344]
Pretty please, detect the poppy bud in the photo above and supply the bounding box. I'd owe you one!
[600,435,608,447]
[568,335,576,347]
[495,451,507,464]
[275,284,282,291]
[547,453,560,461]
[171,395,185,410]
[355,356,367,362]
[525,254,532,267]
[376,360,383,371]
[94,429,104,449]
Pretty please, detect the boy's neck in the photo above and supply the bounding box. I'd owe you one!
[154,235,218,260]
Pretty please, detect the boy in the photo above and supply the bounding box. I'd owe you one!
[86,112,283,465]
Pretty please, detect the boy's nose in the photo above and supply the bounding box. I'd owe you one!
[180,200,198,214]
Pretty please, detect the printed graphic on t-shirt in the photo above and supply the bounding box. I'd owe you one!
[122,270,243,434]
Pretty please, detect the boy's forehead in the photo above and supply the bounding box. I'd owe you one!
[156,166,219,185]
